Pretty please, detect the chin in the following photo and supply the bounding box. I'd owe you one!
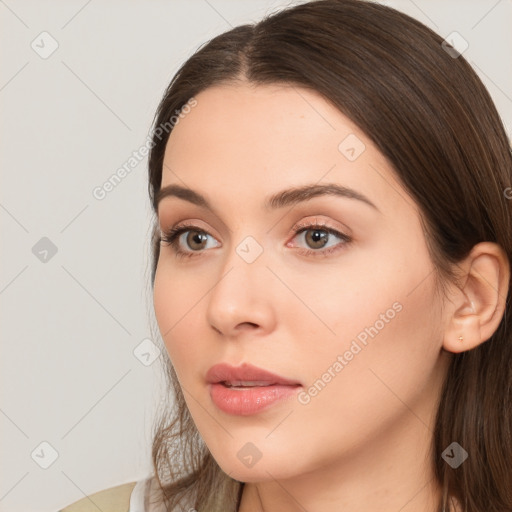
[212,450,302,483]
[217,464,278,484]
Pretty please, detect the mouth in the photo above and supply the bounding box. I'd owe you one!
[206,363,302,415]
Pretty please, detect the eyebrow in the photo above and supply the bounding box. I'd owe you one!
[155,183,379,213]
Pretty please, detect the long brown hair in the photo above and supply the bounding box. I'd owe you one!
[145,1,512,510]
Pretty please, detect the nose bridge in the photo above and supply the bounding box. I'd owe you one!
[205,232,273,334]
[218,230,268,283]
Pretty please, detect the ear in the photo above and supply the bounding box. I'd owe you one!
[443,242,510,354]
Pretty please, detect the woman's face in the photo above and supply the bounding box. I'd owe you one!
[153,82,451,483]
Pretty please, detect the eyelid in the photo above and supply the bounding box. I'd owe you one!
[287,216,352,241]
[159,219,220,241]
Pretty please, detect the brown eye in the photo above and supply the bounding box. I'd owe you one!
[160,224,221,258]
[186,230,209,251]
[289,223,351,258]
[304,229,329,249]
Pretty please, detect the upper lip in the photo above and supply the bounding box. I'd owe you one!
[206,362,301,386]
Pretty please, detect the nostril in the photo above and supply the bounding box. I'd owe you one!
[239,322,259,329]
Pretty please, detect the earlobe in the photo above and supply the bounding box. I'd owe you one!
[442,242,510,354]
[443,310,481,354]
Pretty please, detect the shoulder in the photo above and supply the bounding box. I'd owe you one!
[58,481,138,512]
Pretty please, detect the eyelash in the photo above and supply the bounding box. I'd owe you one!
[159,220,352,260]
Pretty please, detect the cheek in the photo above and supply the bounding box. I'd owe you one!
[277,245,408,353]
[292,236,442,425]
[308,224,439,352]
[153,257,207,329]
[153,263,208,379]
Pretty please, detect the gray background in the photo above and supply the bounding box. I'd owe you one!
[1,1,511,511]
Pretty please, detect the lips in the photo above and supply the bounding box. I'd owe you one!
[206,362,301,387]
[206,362,302,415]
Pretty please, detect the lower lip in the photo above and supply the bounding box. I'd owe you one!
[209,383,301,415]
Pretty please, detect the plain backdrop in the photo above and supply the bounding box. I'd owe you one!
[1,1,511,511]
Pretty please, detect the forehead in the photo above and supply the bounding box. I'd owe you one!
[161,83,415,219]
[166,82,355,159]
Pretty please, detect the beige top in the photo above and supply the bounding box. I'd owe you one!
[58,476,190,512]
[58,480,139,512]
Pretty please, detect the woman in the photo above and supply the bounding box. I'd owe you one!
[61,0,512,510]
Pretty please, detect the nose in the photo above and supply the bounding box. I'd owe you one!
[205,241,277,338]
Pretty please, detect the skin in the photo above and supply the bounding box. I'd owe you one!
[153,82,509,512]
